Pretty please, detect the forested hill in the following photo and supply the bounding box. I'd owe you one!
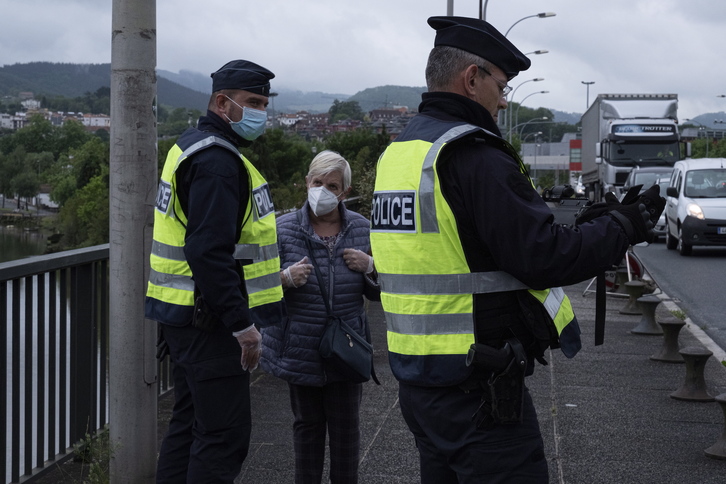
[0,62,210,111]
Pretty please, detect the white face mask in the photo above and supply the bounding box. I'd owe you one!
[308,186,341,216]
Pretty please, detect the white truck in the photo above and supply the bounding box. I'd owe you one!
[580,94,689,201]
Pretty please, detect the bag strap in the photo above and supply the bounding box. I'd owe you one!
[300,211,380,385]
[303,231,334,317]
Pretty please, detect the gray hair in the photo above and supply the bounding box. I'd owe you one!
[425,46,494,91]
[307,150,352,191]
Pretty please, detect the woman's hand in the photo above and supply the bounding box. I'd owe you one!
[282,256,313,289]
[343,248,374,274]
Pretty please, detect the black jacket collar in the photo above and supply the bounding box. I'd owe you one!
[419,91,502,137]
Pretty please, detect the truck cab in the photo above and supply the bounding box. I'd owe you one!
[597,119,682,197]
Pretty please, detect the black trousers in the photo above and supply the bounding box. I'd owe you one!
[399,382,548,484]
[288,381,363,484]
[156,323,251,484]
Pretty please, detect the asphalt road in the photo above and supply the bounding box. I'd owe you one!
[633,241,726,350]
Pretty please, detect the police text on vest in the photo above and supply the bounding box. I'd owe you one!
[371,191,416,232]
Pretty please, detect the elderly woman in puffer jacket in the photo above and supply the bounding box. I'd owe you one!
[260,149,380,484]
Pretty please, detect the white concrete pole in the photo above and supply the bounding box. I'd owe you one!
[109,0,158,482]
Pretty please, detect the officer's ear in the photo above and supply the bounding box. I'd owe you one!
[464,64,479,96]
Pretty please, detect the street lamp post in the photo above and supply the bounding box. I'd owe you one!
[508,116,549,141]
[515,91,549,133]
[479,0,490,20]
[505,12,556,37]
[581,81,595,109]
[685,118,710,157]
[522,131,542,143]
[507,78,544,142]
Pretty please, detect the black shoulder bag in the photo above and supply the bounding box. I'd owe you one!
[303,234,379,384]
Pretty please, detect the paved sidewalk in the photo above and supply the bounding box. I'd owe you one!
[37,279,726,483]
[234,280,726,483]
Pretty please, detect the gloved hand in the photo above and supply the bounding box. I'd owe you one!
[343,248,374,274]
[233,325,262,371]
[282,256,313,289]
[637,184,666,226]
[608,202,654,244]
[608,184,665,244]
[574,191,622,225]
[156,332,170,360]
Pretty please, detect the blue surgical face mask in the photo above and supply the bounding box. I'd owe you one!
[224,95,267,140]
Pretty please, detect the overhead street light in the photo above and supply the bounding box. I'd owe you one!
[718,94,726,98]
[508,116,549,140]
[515,91,549,132]
[505,12,556,37]
[581,81,595,109]
[525,50,549,56]
[522,131,542,143]
[479,0,490,20]
[507,78,544,142]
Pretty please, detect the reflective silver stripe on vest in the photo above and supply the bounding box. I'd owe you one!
[379,271,529,295]
[176,135,239,167]
[385,311,473,335]
[148,268,194,292]
[234,243,279,261]
[245,271,282,294]
[419,124,485,233]
[151,240,186,261]
[541,286,565,320]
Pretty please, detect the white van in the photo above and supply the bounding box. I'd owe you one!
[665,158,726,255]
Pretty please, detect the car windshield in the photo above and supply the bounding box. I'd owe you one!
[684,168,726,198]
[633,172,669,188]
[611,142,680,164]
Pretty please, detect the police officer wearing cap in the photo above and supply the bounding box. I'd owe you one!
[147,59,284,483]
[369,17,665,483]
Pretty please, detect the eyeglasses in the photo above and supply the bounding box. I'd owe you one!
[476,65,512,97]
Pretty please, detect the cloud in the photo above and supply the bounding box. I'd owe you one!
[2,0,724,120]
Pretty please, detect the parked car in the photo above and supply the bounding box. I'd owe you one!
[664,158,726,255]
[621,166,674,195]
[652,174,671,241]
[620,166,674,241]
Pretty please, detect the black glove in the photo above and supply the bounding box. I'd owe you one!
[608,202,654,244]
[574,191,622,225]
[156,332,170,360]
[637,184,666,226]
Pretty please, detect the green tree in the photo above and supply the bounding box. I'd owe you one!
[26,151,55,182]
[10,115,56,154]
[158,107,203,138]
[11,170,40,210]
[328,100,365,124]
[0,146,27,208]
[57,168,110,248]
[55,119,92,156]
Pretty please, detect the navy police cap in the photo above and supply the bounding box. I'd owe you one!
[211,60,275,96]
[427,16,531,79]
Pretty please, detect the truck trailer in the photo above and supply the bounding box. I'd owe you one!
[580,93,689,201]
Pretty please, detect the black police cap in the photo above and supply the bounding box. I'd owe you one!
[210,60,275,96]
[427,16,531,79]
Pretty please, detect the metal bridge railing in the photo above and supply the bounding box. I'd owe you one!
[0,245,172,484]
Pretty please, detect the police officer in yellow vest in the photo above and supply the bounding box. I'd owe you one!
[146,60,283,483]
[370,18,665,484]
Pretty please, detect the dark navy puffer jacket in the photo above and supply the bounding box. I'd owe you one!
[260,201,380,387]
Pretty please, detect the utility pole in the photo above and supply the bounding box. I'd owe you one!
[109,1,158,482]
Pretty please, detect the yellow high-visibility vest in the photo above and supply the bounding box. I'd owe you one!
[370,118,579,386]
[146,134,282,323]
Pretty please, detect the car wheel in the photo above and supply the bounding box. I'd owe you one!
[666,225,677,250]
[677,226,692,256]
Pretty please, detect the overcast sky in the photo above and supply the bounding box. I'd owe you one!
[2,0,725,120]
